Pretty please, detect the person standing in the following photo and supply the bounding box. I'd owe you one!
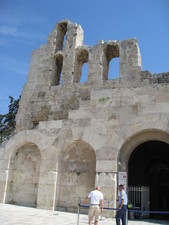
[116,184,128,225]
[83,186,104,225]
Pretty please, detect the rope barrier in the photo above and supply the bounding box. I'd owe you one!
[77,202,169,225]
[79,203,169,214]
[128,209,169,214]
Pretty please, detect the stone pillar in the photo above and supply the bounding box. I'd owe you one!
[0,149,7,203]
[88,42,104,85]
[62,23,83,85]
[95,160,117,216]
[119,38,142,80]
[36,151,58,210]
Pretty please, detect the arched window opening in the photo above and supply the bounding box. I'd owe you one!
[56,22,68,52]
[54,54,63,85]
[108,57,119,79]
[103,44,119,80]
[80,62,88,83]
[62,32,66,52]
[74,49,88,83]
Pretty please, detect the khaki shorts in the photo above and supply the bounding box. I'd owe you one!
[88,205,100,221]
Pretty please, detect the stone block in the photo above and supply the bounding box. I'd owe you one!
[38,120,63,130]
[96,161,117,173]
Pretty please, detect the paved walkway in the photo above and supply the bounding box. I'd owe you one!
[0,204,168,225]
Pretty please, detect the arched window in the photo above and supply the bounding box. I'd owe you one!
[108,57,119,79]
[55,22,68,52]
[103,44,119,80]
[80,62,88,83]
[74,48,88,83]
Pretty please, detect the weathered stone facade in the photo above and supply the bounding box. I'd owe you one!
[0,20,169,213]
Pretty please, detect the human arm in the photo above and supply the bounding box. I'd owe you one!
[100,199,103,213]
[118,199,124,209]
[82,196,89,204]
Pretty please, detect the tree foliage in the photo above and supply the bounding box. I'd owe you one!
[0,96,20,143]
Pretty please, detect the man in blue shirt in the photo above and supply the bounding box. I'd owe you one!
[116,184,128,225]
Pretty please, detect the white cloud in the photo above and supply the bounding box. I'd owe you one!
[0,25,42,40]
[0,4,48,45]
[0,26,17,36]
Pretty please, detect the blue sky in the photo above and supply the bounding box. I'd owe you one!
[0,0,169,114]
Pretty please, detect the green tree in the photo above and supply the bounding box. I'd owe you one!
[0,96,20,143]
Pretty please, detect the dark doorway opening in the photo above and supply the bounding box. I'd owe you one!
[128,141,169,220]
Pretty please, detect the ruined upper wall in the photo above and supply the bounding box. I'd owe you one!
[24,20,142,88]
[15,20,169,131]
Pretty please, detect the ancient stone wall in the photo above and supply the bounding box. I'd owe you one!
[0,20,169,214]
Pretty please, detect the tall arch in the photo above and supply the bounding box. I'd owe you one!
[118,129,169,217]
[74,48,88,83]
[55,21,68,52]
[56,140,96,212]
[103,43,119,80]
[2,130,49,208]
[118,129,169,171]
[6,143,41,207]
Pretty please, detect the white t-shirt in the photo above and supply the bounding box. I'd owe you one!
[88,190,104,204]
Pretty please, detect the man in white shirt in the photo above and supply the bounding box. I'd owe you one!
[83,186,104,225]
[116,184,128,225]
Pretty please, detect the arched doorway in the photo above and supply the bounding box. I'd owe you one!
[56,141,96,212]
[128,140,169,219]
[6,143,41,207]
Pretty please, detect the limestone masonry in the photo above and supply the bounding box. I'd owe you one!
[0,20,169,213]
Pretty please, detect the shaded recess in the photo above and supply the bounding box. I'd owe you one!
[128,141,169,219]
[54,53,63,85]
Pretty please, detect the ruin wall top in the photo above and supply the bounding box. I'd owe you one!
[15,20,169,131]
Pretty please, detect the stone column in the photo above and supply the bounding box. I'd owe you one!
[95,160,117,216]
[62,23,83,85]
[88,42,104,85]
[36,152,58,210]
[119,38,142,81]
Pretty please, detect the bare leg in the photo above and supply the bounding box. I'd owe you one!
[89,220,92,225]
[94,220,98,225]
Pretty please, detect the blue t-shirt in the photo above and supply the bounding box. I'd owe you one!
[118,190,128,205]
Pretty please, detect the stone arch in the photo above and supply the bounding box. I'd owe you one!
[55,21,68,52]
[3,130,49,206]
[6,143,41,207]
[117,114,169,168]
[103,42,120,80]
[116,123,169,215]
[119,130,169,214]
[4,130,48,158]
[74,48,89,83]
[56,140,96,211]
[118,128,169,171]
